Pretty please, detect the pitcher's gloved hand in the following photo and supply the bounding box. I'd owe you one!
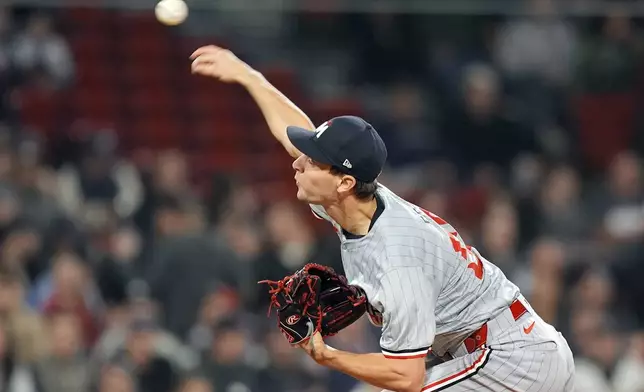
[259,263,368,345]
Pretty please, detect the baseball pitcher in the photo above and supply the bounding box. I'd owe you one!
[190,45,575,392]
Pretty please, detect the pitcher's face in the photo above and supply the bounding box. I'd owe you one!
[292,154,342,204]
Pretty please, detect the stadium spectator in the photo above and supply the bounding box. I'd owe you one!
[494,0,577,87]
[202,317,257,392]
[0,321,39,392]
[0,264,48,364]
[12,12,74,89]
[107,314,180,392]
[35,312,91,392]
[97,365,136,392]
[39,251,102,348]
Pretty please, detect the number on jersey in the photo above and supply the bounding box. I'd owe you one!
[415,207,484,280]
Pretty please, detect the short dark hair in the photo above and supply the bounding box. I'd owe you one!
[329,167,378,200]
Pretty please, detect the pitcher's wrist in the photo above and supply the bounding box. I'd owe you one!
[239,68,263,87]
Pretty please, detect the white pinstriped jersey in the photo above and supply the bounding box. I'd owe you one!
[310,184,520,358]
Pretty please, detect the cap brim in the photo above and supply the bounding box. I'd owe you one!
[286,126,335,166]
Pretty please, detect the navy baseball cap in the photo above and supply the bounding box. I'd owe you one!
[286,116,387,183]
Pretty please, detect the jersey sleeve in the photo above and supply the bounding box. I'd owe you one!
[378,267,436,359]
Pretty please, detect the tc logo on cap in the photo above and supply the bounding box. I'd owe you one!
[315,121,332,139]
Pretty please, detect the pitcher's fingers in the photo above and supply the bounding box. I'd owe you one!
[191,63,215,75]
[190,45,216,59]
[190,60,204,72]
[190,56,215,70]
[190,45,223,59]
[190,53,221,65]
[194,62,223,77]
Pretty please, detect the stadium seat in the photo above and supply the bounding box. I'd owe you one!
[71,88,121,124]
[121,33,173,61]
[189,115,242,150]
[260,66,302,99]
[17,87,63,136]
[122,62,174,89]
[127,115,184,149]
[184,90,236,117]
[68,33,115,60]
[575,93,636,171]
[125,87,179,117]
[191,151,243,174]
[75,61,119,88]
[63,7,114,32]
[115,12,170,37]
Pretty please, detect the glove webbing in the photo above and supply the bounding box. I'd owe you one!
[258,274,324,333]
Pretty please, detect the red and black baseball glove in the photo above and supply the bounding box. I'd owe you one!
[259,263,368,345]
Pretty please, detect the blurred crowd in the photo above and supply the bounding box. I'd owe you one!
[0,1,643,391]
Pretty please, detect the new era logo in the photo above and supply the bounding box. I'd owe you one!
[343,159,352,169]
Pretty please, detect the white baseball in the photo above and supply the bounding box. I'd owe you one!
[155,0,188,26]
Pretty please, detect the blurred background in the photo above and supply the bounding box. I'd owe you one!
[0,0,642,391]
